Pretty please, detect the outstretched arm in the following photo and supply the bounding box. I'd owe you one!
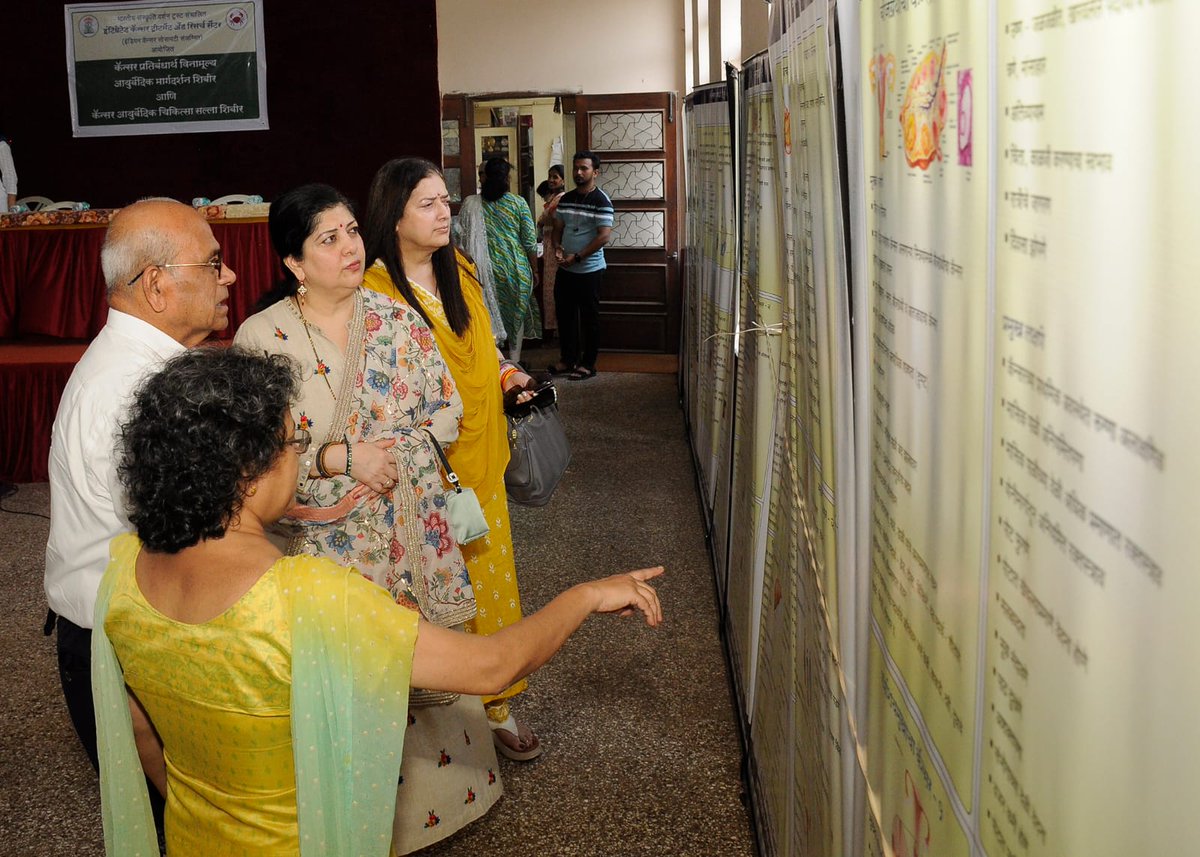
[410,566,664,695]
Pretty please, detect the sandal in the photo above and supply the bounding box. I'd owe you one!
[567,366,597,381]
[491,719,544,761]
[546,363,575,376]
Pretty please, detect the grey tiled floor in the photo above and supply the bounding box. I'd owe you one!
[0,367,756,856]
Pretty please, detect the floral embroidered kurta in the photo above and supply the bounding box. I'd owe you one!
[235,289,471,619]
[235,288,503,853]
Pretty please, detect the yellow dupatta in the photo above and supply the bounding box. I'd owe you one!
[362,251,509,492]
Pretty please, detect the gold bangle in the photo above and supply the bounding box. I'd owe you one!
[316,442,333,478]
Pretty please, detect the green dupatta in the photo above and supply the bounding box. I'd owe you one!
[93,548,418,856]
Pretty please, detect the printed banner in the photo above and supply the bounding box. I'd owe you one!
[725,50,782,718]
[725,47,790,854]
[859,0,991,846]
[65,0,268,137]
[767,2,857,855]
[686,1,1200,855]
[983,2,1200,856]
[682,84,738,538]
[864,634,972,857]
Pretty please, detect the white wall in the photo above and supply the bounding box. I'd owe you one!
[437,0,686,95]
[740,0,769,61]
[717,0,741,75]
[691,0,710,86]
[684,0,768,88]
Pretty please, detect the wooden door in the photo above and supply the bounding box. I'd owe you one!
[570,92,681,354]
[440,95,472,215]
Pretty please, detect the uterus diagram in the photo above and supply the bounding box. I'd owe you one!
[869,52,897,160]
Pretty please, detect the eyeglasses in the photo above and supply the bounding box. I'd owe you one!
[127,250,224,287]
[286,428,312,454]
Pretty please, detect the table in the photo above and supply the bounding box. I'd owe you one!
[0,208,278,482]
[0,345,87,483]
[0,208,277,340]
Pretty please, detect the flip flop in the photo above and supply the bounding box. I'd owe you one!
[567,367,597,381]
[546,363,575,376]
[491,719,544,761]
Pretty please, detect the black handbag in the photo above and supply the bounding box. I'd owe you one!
[504,382,570,506]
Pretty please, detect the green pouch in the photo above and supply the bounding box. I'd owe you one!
[443,484,489,545]
[425,431,490,545]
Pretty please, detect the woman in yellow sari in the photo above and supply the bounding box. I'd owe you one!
[92,346,664,856]
[362,157,544,760]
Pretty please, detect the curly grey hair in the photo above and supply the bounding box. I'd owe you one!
[119,346,301,553]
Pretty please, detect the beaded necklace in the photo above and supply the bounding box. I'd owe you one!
[294,296,337,401]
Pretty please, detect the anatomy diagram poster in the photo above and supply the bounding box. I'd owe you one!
[860,0,990,852]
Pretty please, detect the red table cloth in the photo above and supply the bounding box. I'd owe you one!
[0,217,278,340]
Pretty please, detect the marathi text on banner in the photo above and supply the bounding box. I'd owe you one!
[65,0,268,137]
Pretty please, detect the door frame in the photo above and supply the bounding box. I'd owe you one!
[571,91,682,354]
[442,90,683,354]
[442,91,573,213]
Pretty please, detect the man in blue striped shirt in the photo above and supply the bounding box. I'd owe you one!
[550,151,613,380]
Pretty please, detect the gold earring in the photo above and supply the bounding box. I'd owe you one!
[296,280,308,298]
[246,484,258,497]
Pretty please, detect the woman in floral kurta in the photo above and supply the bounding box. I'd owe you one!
[237,288,473,617]
[235,184,502,854]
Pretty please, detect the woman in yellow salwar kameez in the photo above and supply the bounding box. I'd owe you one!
[362,157,544,760]
[92,347,664,856]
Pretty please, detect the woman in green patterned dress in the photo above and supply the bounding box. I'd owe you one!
[478,158,540,360]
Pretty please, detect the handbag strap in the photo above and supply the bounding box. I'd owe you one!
[424,430,463,494]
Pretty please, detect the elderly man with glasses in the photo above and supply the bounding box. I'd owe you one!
[43,198,236,819]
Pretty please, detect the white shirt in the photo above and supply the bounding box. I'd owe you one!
[44,309,185,628]
[0,140,16,197]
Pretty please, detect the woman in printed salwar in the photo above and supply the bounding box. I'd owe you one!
[234,183,499,853]
[462,157,541,361]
